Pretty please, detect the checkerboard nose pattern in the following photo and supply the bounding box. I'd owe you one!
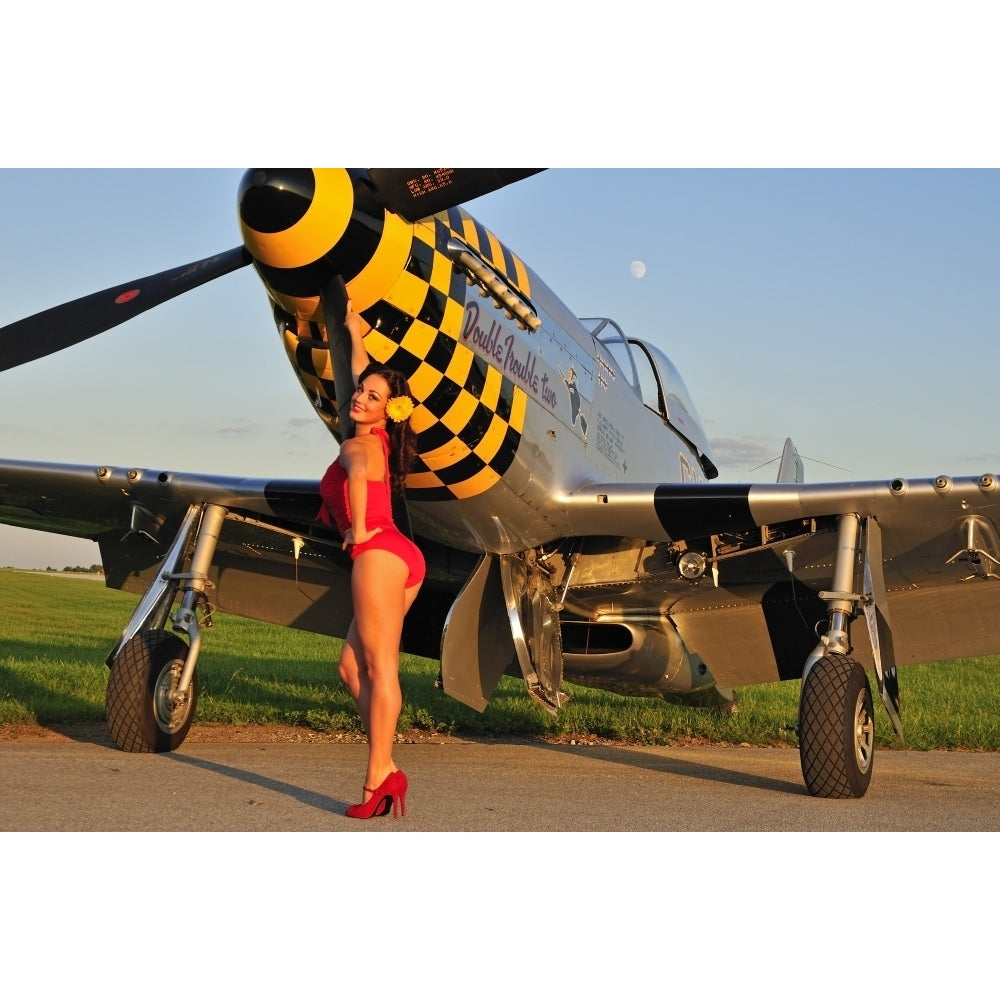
[247,170,533,502]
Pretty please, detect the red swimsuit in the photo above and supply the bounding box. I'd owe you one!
[318,428,426,588]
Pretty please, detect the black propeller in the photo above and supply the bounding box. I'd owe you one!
[367,168,544,222]
[320,275,354,437]
[0,169,544,374]
[0,246,251,372]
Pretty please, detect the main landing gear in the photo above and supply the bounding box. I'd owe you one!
[795,514,901,798]
[104,504,226,753]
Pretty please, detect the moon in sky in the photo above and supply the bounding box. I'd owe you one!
[629,259,647,279]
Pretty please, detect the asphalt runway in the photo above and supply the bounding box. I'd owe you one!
[2,732,999,831]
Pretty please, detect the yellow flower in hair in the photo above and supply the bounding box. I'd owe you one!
[385,395,415,423]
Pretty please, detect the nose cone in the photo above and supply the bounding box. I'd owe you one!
[239,169,317,233]
[238,168,354,269]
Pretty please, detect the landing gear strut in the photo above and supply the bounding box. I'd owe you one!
[797,513,894,798]
[104,503,226,753]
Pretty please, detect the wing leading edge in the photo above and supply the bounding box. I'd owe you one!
[559,474,1000,555]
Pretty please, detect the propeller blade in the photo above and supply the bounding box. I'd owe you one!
[320,276,355,440]
[0,245,251,372]
[367,168,544,222]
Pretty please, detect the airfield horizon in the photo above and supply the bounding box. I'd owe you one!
[3,570,999,754]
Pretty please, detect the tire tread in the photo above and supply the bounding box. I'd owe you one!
[799,652,873,799]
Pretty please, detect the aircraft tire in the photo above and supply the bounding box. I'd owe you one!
[798,652,874,798]
[105,630,198,753]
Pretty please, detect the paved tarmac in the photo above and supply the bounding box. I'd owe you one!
[2,731,998,831]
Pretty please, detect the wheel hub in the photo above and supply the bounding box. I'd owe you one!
[853,689,875,775]
[153,658,192,734]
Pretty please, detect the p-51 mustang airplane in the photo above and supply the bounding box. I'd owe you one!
[2,168,999,799]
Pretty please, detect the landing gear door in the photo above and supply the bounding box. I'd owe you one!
[439,555,515,711]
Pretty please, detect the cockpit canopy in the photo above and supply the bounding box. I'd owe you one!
[580,317,718,479]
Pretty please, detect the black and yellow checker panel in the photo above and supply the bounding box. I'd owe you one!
[288,205,534,502]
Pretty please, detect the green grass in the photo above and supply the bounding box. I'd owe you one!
[3,568,1000,749]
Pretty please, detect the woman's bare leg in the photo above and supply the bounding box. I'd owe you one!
[343,549,421,796]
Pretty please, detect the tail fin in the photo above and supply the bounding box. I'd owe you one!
[777,438,804,483]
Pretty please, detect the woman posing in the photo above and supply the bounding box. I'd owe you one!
[319,302,425,819]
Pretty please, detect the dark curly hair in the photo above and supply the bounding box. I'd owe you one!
[357,362,417,492]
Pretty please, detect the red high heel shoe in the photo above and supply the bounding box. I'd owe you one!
[387,769,407,817]
[345,769,408,819]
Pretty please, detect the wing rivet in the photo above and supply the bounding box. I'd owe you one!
[934,475,952,494]
[95,466,110,481]
[127,468,142,482]
[889,479,907,495]
[979,474,997,493]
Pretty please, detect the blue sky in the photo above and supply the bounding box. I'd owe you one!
[1,167,998,567]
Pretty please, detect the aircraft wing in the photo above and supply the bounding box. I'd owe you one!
[557,474,1000,687]
[0,458,468,658]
